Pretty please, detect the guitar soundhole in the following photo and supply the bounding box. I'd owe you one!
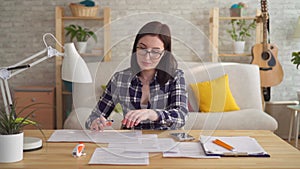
[262,52,270,60]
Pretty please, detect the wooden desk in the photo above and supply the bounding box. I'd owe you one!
[1,130,300,169]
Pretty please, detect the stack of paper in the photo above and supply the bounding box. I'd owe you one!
[108,134,179,153]
[200,135,270,157]
[47,130,142,143]
[163,142,220,158]
[89,148,149,165]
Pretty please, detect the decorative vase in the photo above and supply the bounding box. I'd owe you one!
[233,41,245,54]
[75,41,87,53]
[0,132,23,163]
[230,8,244,17]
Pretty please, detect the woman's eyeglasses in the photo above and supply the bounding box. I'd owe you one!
[136,47,164,60]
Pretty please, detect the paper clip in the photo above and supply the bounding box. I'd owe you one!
[72,142,86,157]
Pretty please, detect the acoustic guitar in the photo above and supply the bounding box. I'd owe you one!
[251,0,283,87]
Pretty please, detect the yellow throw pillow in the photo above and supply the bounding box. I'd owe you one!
[190,74,240,112]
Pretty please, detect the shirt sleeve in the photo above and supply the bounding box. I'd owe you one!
[85,76,118,129]
[155,70,188,129]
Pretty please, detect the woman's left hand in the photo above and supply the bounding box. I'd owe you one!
[122,109,158,128]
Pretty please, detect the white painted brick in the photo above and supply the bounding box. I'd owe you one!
[0,0,300,107]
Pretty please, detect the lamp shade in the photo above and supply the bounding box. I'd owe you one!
[294,16,300,38]
[62,43,92,83]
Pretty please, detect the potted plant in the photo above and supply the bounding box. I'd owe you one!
[291,51,300,101]
[227,19,256,54]
[64,24,97,53]
[0,104,44,163]
[291,51,300,69]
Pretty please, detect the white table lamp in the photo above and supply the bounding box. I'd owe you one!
[0,33,92,151]
[62,43,92,83]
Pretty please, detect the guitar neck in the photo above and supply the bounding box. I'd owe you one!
[262,13,268,52]
[261,0,269,52]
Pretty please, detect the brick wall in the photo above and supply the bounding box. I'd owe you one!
[0,0,300,107]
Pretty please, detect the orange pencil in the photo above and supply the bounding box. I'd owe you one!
[213,139,234,151]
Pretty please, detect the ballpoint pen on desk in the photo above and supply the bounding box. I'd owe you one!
[213,139,234,151]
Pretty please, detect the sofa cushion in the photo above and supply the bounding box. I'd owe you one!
[190,74,240,112]
[184,109,278,130]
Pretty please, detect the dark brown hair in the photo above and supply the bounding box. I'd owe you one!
[130,21,178,85]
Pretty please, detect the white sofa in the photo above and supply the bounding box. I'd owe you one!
[64,61,278,131]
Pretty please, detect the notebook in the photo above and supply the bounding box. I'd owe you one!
[200,135,270,157]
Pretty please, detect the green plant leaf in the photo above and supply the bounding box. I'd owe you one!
[291,51,300,69]
[101,85,122,113]
[227,19,256,42]
[0,103,46,137]
[64,24,97,42]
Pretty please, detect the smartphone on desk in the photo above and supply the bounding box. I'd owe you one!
[170,132,195,141]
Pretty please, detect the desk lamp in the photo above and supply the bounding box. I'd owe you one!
[0,33,92,150]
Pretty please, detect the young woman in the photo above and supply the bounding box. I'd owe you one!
[86,21,188,130]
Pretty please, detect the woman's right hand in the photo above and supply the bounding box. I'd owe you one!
[90,116,108,131]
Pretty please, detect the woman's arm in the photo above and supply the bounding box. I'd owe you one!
[154,70,188,129]
[123,70,188,129]
[85,79,117,129]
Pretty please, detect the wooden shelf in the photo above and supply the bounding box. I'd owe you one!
[62,16,104,20]
[219,53,252,57]
[55,6,111,129]
[209,7,262,62]
[219,16,257,20]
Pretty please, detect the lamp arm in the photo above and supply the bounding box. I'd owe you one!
[10,48,47,68]
[0,46,64,80]
[0,41,64,115]
[0,80,9,114]
[0,33,91,116]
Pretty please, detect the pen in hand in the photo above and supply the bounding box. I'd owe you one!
[213,139,234,151]
[97,119,114,126]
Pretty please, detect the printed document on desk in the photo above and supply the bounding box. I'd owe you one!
[200,135,270,157]
[163,142,220,158]
[89,148,149,165]
[109,135,179,153]
[47,130,142,143]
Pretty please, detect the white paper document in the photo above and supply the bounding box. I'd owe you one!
[47,130,91,142]
[200,135,270,157]
[163,142,220,158]
[47,130,142,143]
[89,148,149,165]
[108,135,179,153]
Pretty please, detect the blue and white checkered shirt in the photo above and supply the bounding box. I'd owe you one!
[85,68,188,130]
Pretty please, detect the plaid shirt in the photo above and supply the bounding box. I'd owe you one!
[85,68,188,130]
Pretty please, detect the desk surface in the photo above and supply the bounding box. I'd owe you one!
[1,130,300,169]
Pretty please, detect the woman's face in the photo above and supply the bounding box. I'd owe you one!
[136,35,165,71]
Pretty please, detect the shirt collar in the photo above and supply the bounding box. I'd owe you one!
[131,71,158,86]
